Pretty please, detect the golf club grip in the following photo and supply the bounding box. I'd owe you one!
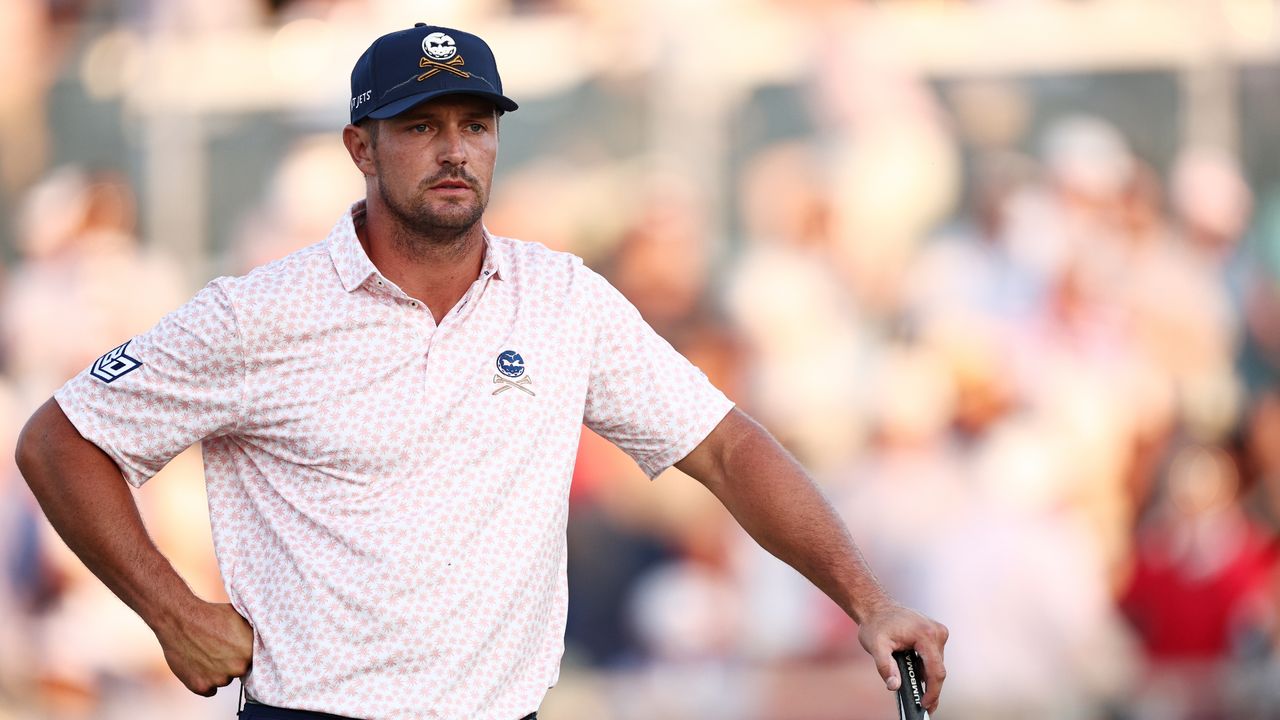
[893,650,928,720]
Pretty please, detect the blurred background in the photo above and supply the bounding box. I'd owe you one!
[1,0,1279,718]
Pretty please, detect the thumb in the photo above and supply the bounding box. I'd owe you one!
[874,647,901,691]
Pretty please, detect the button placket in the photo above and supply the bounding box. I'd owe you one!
[445,269,495,328]
[409,295,437,370]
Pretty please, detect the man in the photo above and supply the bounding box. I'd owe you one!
[15,24,947,720]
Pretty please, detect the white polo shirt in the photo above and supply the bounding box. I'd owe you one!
[55,201,734,720]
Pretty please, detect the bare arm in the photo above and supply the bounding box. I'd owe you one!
[675,408,948,712]
[14,398,252,696]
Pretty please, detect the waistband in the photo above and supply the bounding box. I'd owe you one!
[238,702,354,720]
[238,702,536,720]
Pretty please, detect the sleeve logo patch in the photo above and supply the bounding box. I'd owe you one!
[90,340,142,384]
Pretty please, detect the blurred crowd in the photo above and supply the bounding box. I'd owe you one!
[2,1,1280,719]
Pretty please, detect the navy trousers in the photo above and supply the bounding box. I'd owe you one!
[238,701,536,720]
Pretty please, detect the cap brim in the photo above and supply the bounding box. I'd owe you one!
[367,89,518,119]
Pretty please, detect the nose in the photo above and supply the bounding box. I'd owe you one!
[436,126,467,167]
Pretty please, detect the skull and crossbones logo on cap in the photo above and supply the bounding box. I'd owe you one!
[423,32,457,61]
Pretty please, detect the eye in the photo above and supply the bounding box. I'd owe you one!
[412,123,430,133]
[466,122,488,133]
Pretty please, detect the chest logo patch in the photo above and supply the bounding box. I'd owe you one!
[493,350,535,396]
[91,340,142,384]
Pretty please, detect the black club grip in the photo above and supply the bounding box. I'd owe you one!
[893,650,929,720]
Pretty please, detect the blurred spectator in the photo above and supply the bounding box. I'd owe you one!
[810,5,961,317]
[726,141,871,474]
[1122,444,1279,718]
[566,169,745,670]
[2,167,189,405]
[230,135,365,272]
[1171,147,1254,261]
[832,344,968,614]
[601,177,712,340]
[1247,391,1280,528]
[0,376,41,712]
[0,0,52,192]
[927,417,1136,719]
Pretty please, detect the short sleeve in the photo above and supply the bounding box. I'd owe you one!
[53,279,245,487]
[580,267,734,478]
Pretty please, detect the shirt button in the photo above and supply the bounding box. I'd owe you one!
[376,280,384,286]
[410,301,418,308]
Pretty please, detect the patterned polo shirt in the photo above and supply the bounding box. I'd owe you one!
[54,201,734,720]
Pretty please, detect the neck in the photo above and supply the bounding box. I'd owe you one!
[384,214,481,266]
[358,197,486,322]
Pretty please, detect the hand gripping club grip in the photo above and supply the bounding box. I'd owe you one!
[893,650,929,720]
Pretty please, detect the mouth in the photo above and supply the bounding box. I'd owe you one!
[429,179,473,191]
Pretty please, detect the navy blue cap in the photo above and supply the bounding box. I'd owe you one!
[349,24,518,124]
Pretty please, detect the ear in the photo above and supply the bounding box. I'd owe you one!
[342,123,377,177]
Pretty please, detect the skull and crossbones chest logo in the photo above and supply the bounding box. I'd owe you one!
[492,350,535,396]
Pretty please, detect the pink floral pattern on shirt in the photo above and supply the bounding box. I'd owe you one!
[55,202,734,720]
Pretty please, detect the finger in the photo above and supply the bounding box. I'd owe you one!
[190,673,234,698]
[872,643,900,691]
[918,636,948,711]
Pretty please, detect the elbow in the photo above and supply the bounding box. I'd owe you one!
[690,408,758,494]
[16,399,128,499]
[15,411,43,480]
[14,398,58,483]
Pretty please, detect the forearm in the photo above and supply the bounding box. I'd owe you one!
[678,409,949,709]
[680,410,892,623]
[15,398,200,635]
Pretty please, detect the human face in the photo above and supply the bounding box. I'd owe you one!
[369,95,499,238]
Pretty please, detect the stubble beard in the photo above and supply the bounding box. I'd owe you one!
[376,165,487,261]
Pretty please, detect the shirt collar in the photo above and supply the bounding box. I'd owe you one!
[479,227,511,282]
[328,200,511,294]
[328,201,378,293]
